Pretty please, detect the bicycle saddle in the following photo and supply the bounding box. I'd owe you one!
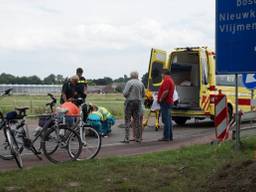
[15,107,29,117]
[15,107,29,112]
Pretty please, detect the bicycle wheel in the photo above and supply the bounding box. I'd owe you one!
[0,126,14,160]
[6,129,23,168]
[42,125,82,163]
[0,114,13,160]
[78,126,101,160]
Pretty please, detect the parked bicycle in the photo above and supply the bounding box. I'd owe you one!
[39,94,83,163]
[66,98,102,160]
[0,91,83,168]
[0,88,27,168]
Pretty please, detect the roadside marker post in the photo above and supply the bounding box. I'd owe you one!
[214,91,229,141]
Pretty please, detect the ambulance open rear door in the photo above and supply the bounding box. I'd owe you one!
[147,48,167,91]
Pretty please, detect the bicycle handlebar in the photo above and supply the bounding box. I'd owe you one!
[46,93,57,112]
[4,88,12,96]
[0,88,12,100]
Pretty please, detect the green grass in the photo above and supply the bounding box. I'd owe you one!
[0,94,125,118]
[0,136,255,192]
[87,94,124,118]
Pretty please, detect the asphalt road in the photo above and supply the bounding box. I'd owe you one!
[0,117,255,171]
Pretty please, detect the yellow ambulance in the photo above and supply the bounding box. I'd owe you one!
[147,47,254,125]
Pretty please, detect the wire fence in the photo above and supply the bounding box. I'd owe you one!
[0,84,62,95]
[0,84,108,95]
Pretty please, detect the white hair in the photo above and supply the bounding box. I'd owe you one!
[130,71,139,79]
[70,75,79,81]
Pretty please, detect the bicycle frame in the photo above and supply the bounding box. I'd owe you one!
[71,102,99,145]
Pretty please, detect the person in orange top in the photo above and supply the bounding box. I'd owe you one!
[60,101,80,127]
[157,69,175,141]
[61,101,80,116]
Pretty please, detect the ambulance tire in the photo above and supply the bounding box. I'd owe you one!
[173,117,187,126]
[227,104,233,122]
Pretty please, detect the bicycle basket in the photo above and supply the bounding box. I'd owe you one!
[38,115,54,128]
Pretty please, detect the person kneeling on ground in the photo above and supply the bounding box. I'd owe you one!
[87,104,115,137]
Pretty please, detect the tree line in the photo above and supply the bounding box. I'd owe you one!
[0,73,148,86]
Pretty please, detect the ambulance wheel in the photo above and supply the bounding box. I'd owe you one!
[173,117,187,126]
[227,104,233,122]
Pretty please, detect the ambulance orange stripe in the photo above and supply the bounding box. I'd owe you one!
[238,98,251,105]
[202,96,210,111]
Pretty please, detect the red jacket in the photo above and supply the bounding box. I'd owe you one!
[157,75,175,105]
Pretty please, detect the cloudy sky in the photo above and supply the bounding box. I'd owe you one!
[0,0,215,79]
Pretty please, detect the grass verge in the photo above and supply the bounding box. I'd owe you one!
[0,136,256,192]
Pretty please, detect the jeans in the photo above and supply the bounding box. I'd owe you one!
[160,103,173,140]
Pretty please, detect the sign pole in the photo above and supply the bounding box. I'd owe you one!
[250,90,254,127]
[235,73,240,150]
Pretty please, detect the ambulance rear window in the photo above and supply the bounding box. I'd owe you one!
[172,51,199,65]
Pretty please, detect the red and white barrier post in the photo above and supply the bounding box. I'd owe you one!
[214,91,229,141]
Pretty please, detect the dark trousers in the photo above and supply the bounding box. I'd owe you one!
[124,100,141,141]
[160,103,173,140]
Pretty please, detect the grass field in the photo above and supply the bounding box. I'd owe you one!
[0,94,125,118]
[0,136,255,192]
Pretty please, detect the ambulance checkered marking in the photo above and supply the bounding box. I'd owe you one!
[201,96,210,111]
[203,96,210,111]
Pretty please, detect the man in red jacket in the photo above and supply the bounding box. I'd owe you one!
[157,69,175,141]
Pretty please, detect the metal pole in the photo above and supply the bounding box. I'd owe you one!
[235,74,240,150]
[250,89,254,127]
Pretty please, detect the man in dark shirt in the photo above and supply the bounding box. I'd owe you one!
[157,69,175,141]
[60,75,79,104]
[76,68,88,103]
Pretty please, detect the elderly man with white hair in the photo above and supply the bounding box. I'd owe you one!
[60,75,79,104]
[122,71,145,143]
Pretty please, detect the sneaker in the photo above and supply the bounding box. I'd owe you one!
[120,139,129,144]
[129,138,135,141]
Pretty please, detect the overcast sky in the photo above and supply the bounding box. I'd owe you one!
[0,0,215,79]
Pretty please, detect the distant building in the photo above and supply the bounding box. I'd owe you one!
[0,84,111,95]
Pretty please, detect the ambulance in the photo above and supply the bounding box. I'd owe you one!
[147,47,254,125]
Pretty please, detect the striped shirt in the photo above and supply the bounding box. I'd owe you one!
[123,79,145,101]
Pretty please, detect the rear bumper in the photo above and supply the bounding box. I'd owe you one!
[172,109,211,118]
